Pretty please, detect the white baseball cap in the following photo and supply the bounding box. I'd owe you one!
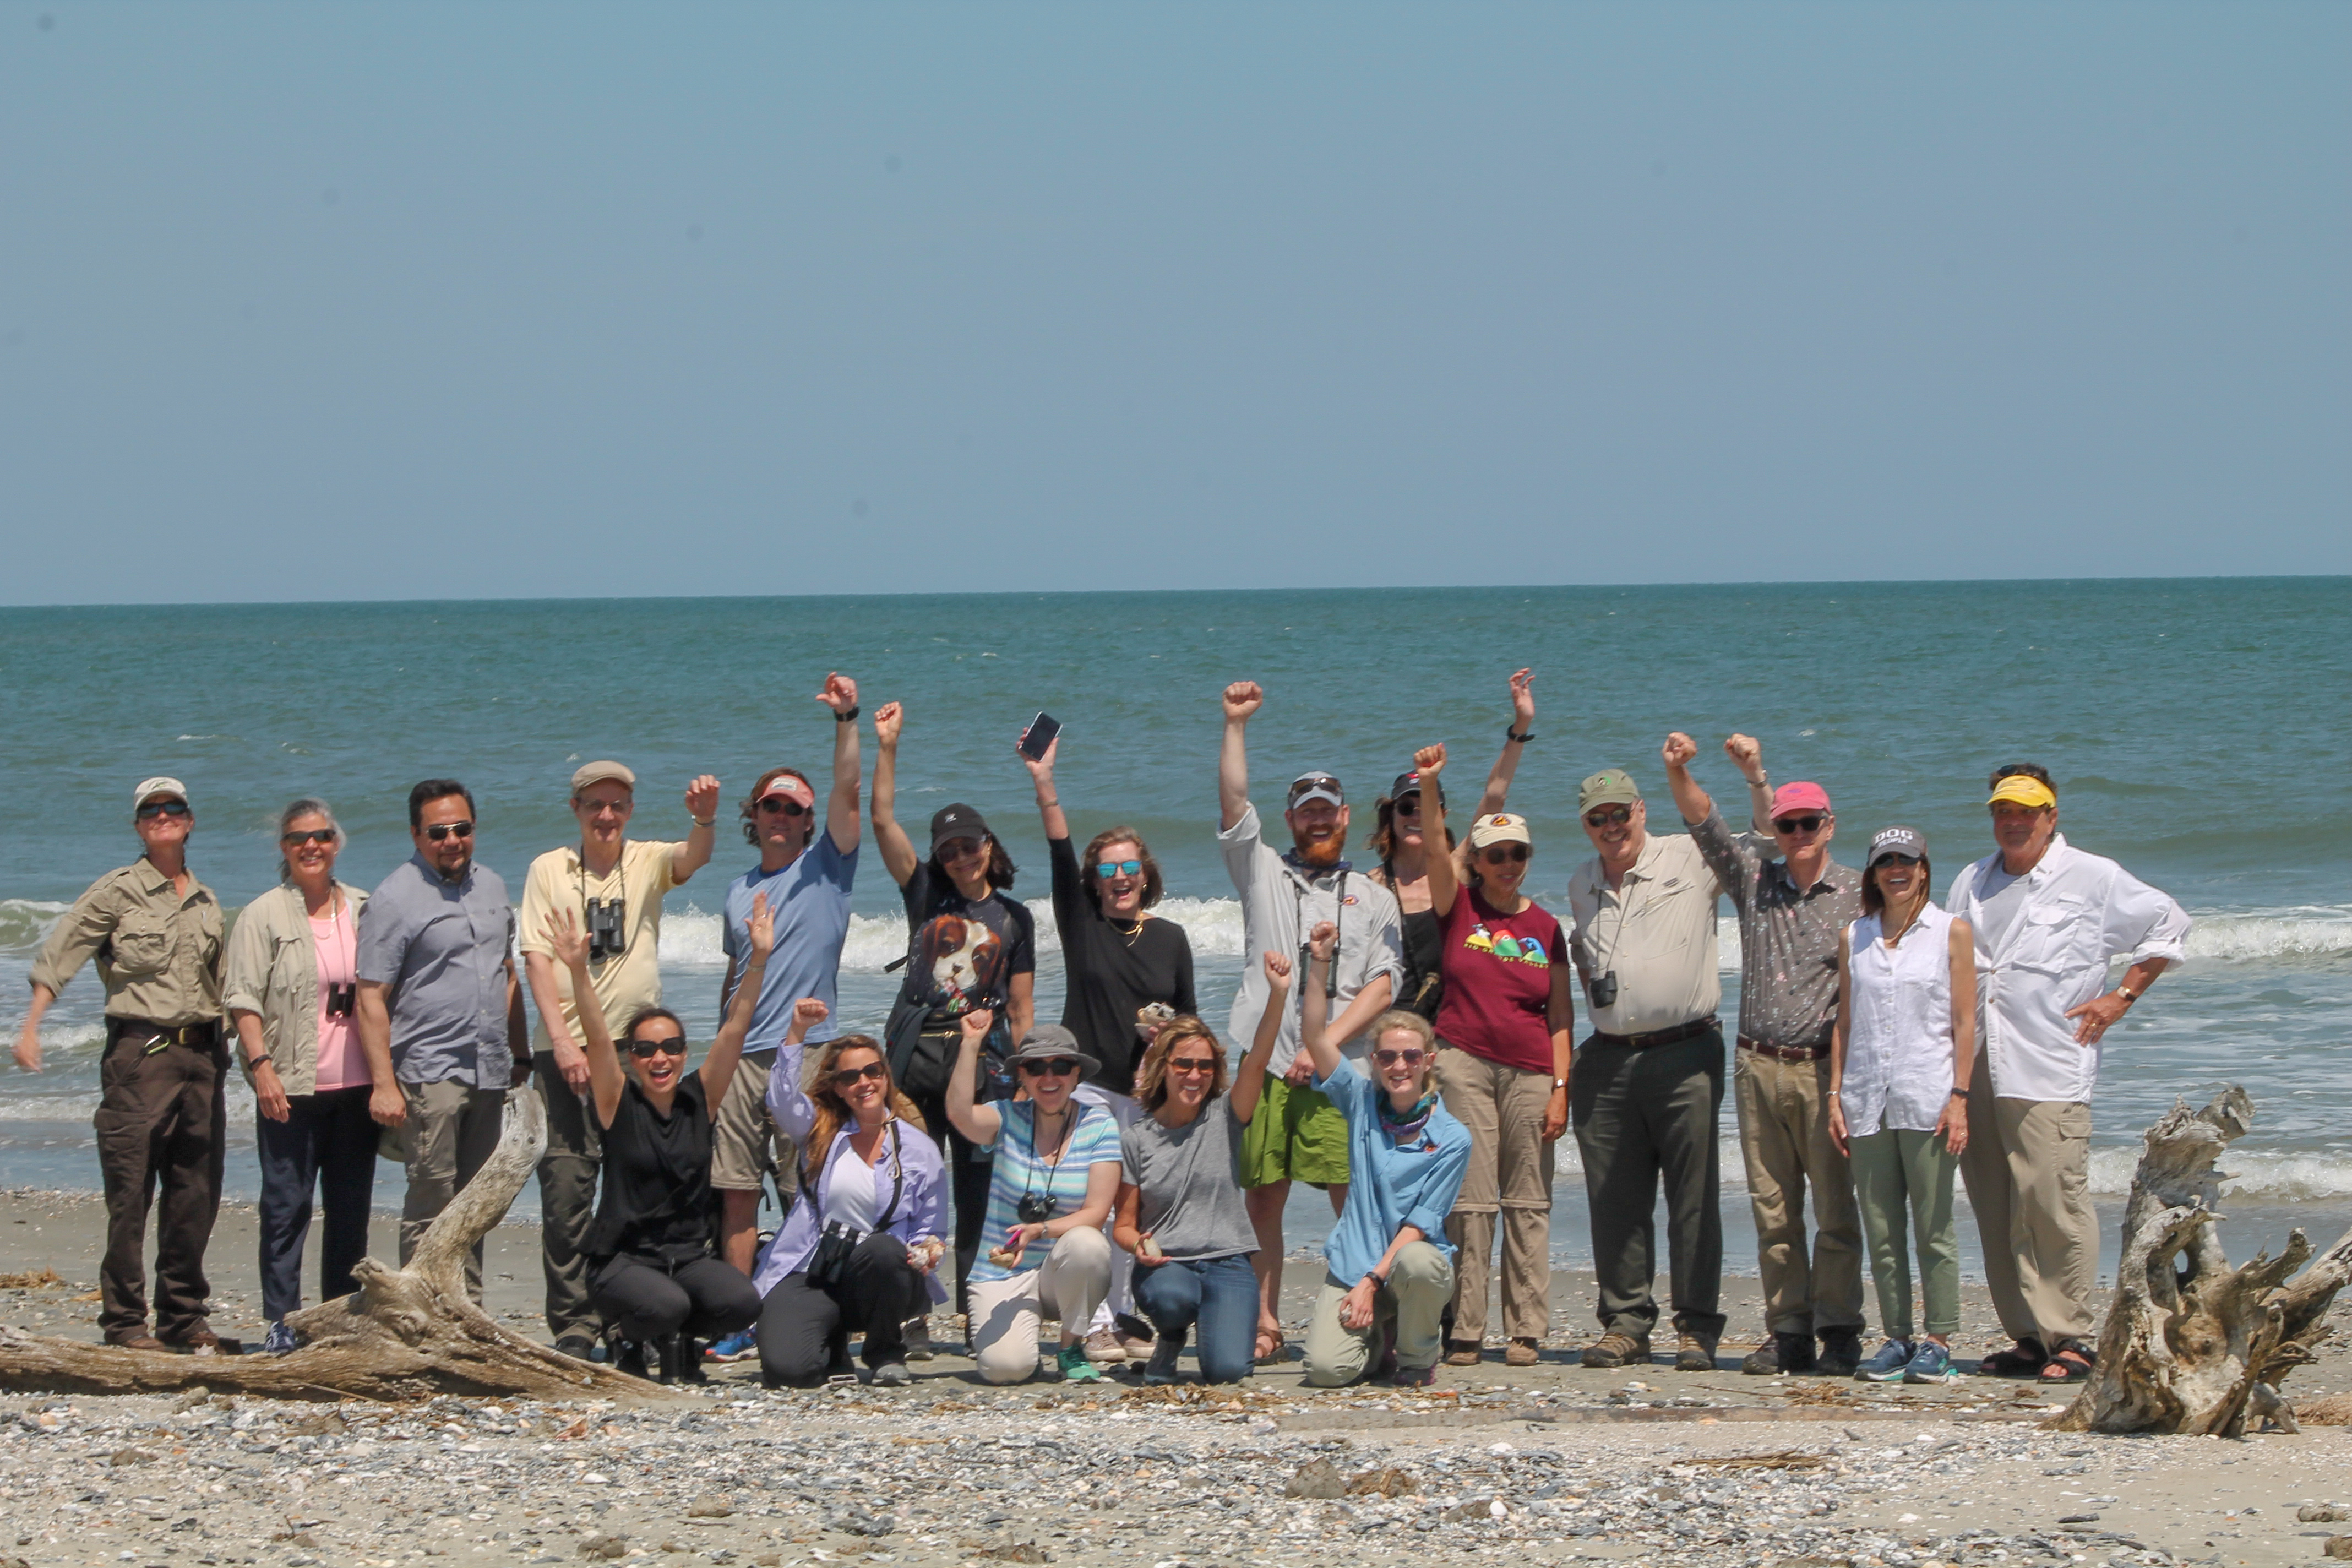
[133,776,189,812]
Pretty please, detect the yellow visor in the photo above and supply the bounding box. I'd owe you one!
[1986,776,2057,810]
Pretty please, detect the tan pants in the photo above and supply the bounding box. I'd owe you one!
[396,1080,505,1305]
[1435,1046,1555,1342]
[1732,1048,1864,1336]
[967,1227,1113,1385]
[1303,1240,1453,1386]
[1961,1056,2096,1348]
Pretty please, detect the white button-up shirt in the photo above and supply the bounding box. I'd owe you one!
[1945,834,2191,1104]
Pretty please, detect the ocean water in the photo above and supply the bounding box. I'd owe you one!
[2,580,2347,1284]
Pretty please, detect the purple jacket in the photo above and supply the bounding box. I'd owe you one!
[750,1044,949,1301]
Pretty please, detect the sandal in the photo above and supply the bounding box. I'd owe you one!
[2038,1346,2094,1383]
[1975,1339,2047,1378]
[1255,1328,1289,1366]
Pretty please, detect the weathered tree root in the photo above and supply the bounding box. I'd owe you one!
[0,1090,667,1403]
[2055,1088,2351,1436]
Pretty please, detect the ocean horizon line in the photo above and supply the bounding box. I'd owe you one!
[3,573,2347,615]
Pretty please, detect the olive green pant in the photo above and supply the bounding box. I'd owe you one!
[1303,1241,1454,1386]
[533,1054,603,1344]
[1849,1126,1961,1340]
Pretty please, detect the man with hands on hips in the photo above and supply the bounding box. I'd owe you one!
[518,761,722,1360]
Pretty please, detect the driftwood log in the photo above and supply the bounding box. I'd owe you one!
[2056,1087,2352,1435]
[0,1088,661,1402]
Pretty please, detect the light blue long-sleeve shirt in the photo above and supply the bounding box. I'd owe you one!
[1314,1064,1472,1289]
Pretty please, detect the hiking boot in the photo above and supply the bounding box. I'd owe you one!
[1815,1326,1864,1378]
[1577,1331,1651,1369]
[1674,1332,1718,1373]
[614,1338,650,1380]
[1743,1330,1816,1375]
[106,1331,168,1352]
[1444,1339,1484,1367]
[162,1326,239,1357]
[1505,1337,1542,1368]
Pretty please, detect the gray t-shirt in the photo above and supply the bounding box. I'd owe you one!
[1119,1098,1257,1261]
[1972,864,2034,956]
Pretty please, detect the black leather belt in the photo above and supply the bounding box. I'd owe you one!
[1589,1016,1719,1050]
[107,1018,219,1048]
[1737,1036,1831,1063]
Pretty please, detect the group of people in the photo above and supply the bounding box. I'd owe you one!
[13,669,2191,1393]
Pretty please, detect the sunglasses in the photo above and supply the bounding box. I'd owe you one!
[830,1061,889,1088]
[938,837,985,861]
[625,1037,687,1059]
[1872,853,1922,869]
[1018,1057,1081,1078]
[1773,814,1826,835]
[1583,805,1633,828]
[1392,795,1423,817]
[1373,1048,1428,1069]
[1480,844,1530,865]
[1288,776,1342,803]
[424,820,475,841]
[1094,859,1144,879]
[1166,1056,1219,1076]
[756,797,809,817]
[136,800,190,820]
[280,829,336,847]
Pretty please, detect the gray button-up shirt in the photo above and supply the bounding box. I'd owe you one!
[356,852,516,1088]
[1690,807,1860,1050]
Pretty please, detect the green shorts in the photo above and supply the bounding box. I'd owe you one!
[1238,1071,1352,1189]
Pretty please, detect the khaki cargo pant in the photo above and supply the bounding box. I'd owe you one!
[1732,1046,1865,1337]
[1960,1053,2096,1349]
[396,1079,505,1304]
[1435,1044,1556,1343]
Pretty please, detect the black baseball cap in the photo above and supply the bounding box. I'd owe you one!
[1389,770,1447,809]
[930,803,990,848]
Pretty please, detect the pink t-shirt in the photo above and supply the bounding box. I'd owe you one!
[311,907,366,1091]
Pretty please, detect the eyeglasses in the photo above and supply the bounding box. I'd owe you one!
[136,800,190,820]
[424,820,475,841]
[1479,844,1530,865]
[938,837,985,862]
[280,829,336,847]
[625,1037,687,1059]
[1166,1056,1218,1076]
[1373,1048,1428,1069]
[1094,859,1144,880]
[1583,805,1632,828]
[578,798,631,818]
[830,1061,889,1088]
[755,797,808,818]
[1018,1058,1081,1078]
[1773,814,1826,835]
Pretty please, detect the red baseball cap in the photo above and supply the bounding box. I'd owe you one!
[756,772,815,808]
[1768,781,1832,818]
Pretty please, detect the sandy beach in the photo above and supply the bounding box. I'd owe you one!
[4,1189,2351,1568]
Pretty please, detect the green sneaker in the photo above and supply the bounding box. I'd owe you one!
[1057,1343,1103,1383]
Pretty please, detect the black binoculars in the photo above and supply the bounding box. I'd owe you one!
[1585,971,1619,1010]
[586,896,627,960]
[325,982,357,1018]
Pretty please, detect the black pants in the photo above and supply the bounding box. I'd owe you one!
[757,1232,929,1387]
[94,1022,226,1341]
[1570,1029,1729,1342]
[255,1084,377,1324]
[909,1071,995,1318]
[533,1054,603,1344]
[587,1253,760,1344]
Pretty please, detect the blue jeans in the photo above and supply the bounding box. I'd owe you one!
[1132,1253,1258,1384]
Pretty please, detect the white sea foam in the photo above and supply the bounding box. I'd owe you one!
[657,893,1254,974]
[2086,1144,2352,1202]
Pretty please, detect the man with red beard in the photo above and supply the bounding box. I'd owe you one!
[1218,680,1404,1365]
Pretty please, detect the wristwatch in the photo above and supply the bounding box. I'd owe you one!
[1552,1077,1568,1091]
[835,706,861,722]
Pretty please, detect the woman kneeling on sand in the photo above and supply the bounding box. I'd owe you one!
[548,897,765,1382]
[1295,922,1472,1388]
[1110,999,1280,1384]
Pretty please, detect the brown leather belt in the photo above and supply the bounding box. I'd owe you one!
[1589,1016,1719,1050]
[1737,1036,1831,1063]
[108,1018,220,1049]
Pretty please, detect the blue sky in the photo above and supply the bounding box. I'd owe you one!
[2,3,2344,603]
